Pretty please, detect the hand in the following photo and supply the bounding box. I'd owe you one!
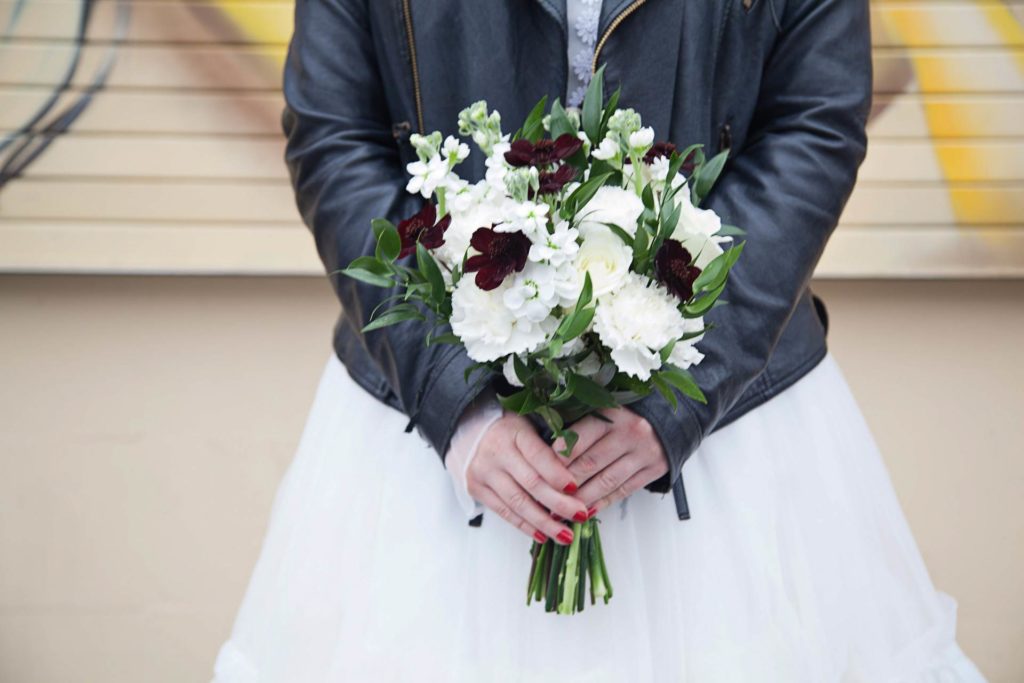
[555,408,669,516]
[466,413,590,545]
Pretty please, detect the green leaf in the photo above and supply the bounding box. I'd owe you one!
[361,303,424,332]
[692,242,744,294]
[521,95,549,142]
[660,367,707,404]
[652,375,679,410]
[371,218,397,241]
[641,183,655,211]
[693,149,729,204]
[375,222,402,262]
[669,143,702,180]
[659,338,677,363]
[683,280,727,317]
[341,267,393,288]
[558,306,595,342]
[547,98,576,139]
[569,374,617,409]
[557,429,579,458]
[582,64,606,144]
[601,222,634,247]
[717,223,747,237]
[632,223,650,265]
[425,332,461,346]
[599,86,622,138]
[347,255,391,275]
[562,172,612,218]
[416,242,446,306]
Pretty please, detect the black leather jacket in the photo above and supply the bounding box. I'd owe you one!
[281,0,872,520]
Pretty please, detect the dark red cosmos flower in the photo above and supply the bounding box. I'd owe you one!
[644,141,676,164]
[655,238,702,301]
[464,226,531,290]
[396,202,450,259]
[504,134,582,168]
[534,163,577,196]
[624,141,698,176]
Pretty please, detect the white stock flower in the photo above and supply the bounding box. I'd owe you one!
[484,139,512,192]
[441,135,470,165]
[502,262,561,324]
[628,127,654,154]
[573,225,633,297]
[506,200,549,239]
[591,136,621,165]
[669,182,726,268]
[450,277,549,362]
[405,155,447,198]
[578,185,644,238]
[593,273,687,381]
[650,156,671,182]
[529,220,579,267]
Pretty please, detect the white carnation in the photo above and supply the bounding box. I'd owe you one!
[578,185,644,238]
[593,274,686,380]
[450,277,549,362]
[435,190,501,269]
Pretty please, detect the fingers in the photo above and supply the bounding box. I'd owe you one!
[553,413,612,463]
[566,428,635,485]
[501,443,589,523]
[513,426,580,496]
[576,454,659,514]
[487,472,577,544]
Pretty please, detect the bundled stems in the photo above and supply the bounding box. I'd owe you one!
[526,518,612,614]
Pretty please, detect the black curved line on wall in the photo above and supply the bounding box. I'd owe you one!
[0,0,130,191]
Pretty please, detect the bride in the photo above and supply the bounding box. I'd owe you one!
[213,1,986,680]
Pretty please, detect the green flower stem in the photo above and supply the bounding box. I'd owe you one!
[589,521,608,605]
[576,525,591,612]
[592,521,613,603]
[629,150,644,196]
[436,186,447,217]
[545,543,566,612]
[557,522,584,615]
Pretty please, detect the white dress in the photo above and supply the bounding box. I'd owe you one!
[212,351,986,682]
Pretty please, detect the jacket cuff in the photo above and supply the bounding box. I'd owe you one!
[628,394,703,494]
[410,346,496,464]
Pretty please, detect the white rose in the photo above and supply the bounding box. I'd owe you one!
[592,273,686,381]
[578,185,644,238]
[573,227,633,298]
[450,277,549,362]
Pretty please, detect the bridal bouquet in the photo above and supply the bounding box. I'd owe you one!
[341,68,743,615]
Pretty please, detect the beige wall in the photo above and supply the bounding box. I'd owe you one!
[0,276,1022,682]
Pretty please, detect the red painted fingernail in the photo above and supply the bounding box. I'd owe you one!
[556,529,574,545]
[550,511,562,521]
[533,531,547,543]
[587,506,598,519]
[562,481,578,494]
[572,510,588,523]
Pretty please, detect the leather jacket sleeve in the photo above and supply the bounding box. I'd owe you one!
[281,0,491,460]
[633,0,873,493]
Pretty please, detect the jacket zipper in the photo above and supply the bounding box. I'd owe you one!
[400,0,425,134]
[591,0,647,74]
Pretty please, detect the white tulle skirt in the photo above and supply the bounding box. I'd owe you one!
[212,353,985,683]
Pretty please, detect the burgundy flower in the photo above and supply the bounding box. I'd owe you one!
[643,141,676,164]
[504,134,582,168]
[464,226,531,290]
[396,202,450,259]
[535,163,577,196]
[654,239,702,301]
